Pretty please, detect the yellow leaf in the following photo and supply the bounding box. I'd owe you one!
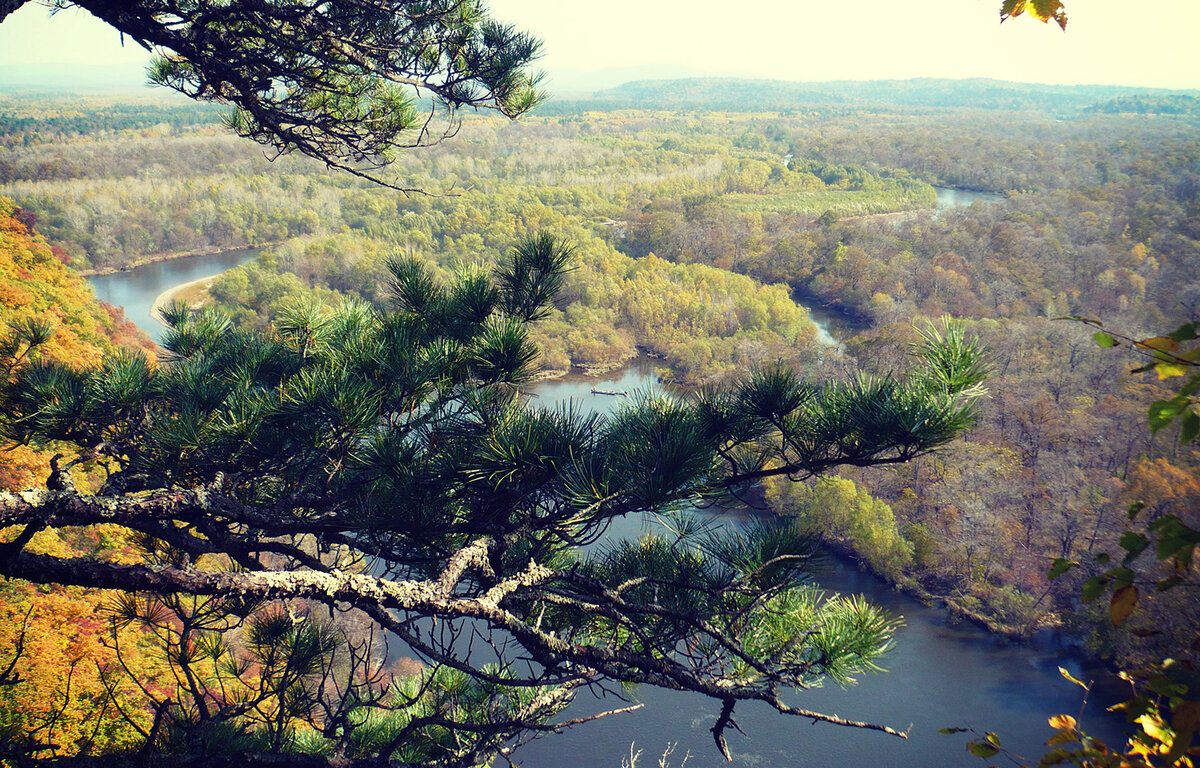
[1157,362,1190,379]
[1048,714,1077,730]
[1110,584,1138,627]
[1137,712,1174,743]
[1139,336,1180,353]
[1058,666,1088,689]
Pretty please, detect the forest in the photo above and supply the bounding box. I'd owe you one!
[2,72,1199,764]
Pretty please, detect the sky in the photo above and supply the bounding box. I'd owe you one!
[1,0,1198,91]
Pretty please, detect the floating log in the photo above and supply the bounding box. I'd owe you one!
[590,389,627,397]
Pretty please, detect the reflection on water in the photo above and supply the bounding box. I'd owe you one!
[516,365,1127,768]
[934,186,1004,211]
[87,249,260,343]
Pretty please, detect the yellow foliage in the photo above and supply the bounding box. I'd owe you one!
[0,199,163,756]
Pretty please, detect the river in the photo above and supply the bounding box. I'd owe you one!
[86,240,1128,768]
[517,364,1127,768]
[87,248,261,343]
[934,187,1004,211]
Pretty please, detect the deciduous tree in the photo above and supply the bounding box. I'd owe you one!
[0,234,989,765]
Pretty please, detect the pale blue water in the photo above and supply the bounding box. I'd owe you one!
[934,187,1004,211]
[86,249,260,343]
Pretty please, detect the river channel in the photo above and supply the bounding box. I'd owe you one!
[87,248,261,343]
[86,238,1128,767]
[515,364,1127,768]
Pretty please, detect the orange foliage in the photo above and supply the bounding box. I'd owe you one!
[0,196,156,490]
[1124,456,1200,523]
[1,197,163,756]
[0,444,51,493]
[0,580,158,756]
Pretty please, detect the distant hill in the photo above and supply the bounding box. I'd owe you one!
[544,63,754,94]
[0,61,156,93]
[1086,93,1200,116]
[546,77,1200,115]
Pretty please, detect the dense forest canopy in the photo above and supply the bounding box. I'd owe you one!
[0,57,1198,768]
[0,212,991,764]
[560,77,1199,114]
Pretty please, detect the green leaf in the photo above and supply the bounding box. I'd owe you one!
[1127,501,1146,521]
[1167,322,1198,342]
[1157,575,1185,592]
[1149,515,1200,566]
[1149,399,1185,431]
[1171,701,1200,751]
[1081,575,1107,603]
[1111,694,1153,721]
[1119,532,1150,564]
[1146,674,1188,698]
[1180,410,1200,445]
[966,739,1000,759]
[1179,374,1200,396]
[1039,746,1074,764]
[1107,565,1135,589]
[939,727,970,734]
[1047,558,1077,579]
[1093,331,1117,348]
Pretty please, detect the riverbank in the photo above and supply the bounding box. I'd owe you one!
[86,247,263,345]
[94,252,1068,653]
[821,536,1064,643]
[79,243,275,277]
[148,274,221,326]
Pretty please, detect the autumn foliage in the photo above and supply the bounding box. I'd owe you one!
[0,198,158,756]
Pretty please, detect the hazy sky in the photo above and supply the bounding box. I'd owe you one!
[1,0,1198,89]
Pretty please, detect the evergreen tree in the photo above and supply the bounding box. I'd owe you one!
[1,0,542,191]
[0,234,988,766]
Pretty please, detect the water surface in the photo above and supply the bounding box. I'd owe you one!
[514,365,1127,768]
[87,249,260,343]
[934,187,1004,211]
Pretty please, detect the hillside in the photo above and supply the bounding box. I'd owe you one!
[551,76,1200,115]
[0,196,153,487]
